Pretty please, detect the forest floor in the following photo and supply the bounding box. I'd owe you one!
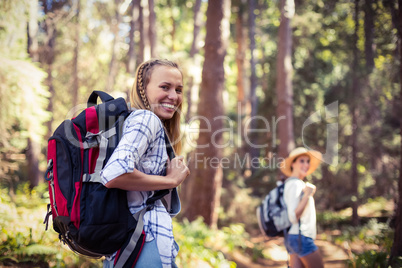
[228,233,351,268]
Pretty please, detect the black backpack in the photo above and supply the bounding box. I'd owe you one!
[256,179,297,237]
[43,91,175,267]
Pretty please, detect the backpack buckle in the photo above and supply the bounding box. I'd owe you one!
[44,159,53,181]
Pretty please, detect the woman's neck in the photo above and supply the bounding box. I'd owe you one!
[290,171,305,180]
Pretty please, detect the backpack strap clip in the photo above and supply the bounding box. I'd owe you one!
[44,159,53,181]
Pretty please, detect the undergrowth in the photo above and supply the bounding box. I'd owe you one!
[0,183,248,267]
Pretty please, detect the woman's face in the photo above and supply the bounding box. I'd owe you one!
[146,65,183,120]
[291,155,310,178]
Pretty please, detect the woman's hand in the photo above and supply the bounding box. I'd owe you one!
[166,156,190,187]
[304,182,316,197]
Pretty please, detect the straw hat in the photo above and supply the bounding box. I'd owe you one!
[280,147,322,177]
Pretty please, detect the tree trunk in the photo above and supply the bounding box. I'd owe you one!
[364,0,375,72]
[42,12,57,140]
[185,0,202,123]
[72,0,80,109]
[275,0,295,163]
[389,0,402,265]
[141,0,151,61]
[105,0,122,92]
[185,0,230,228]
[180,0,203,209]
[235,0,248,170]
[127,0,138,76]
[148,0,157,58]
[167,0,176,52]
[28,0,39,62]
[138,0,144,63]
[351,0,360,226]
[246,0,260,173]
[27,0,40,188]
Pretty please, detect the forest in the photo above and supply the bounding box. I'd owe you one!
[1,0,402,267]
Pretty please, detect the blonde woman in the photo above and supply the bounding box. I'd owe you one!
[280,147,324,268]
[101,59,190,268]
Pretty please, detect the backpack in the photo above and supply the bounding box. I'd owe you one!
[256,178,296,237]
[43,91,175,268]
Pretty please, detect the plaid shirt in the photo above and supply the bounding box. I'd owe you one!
[101,109,178,267]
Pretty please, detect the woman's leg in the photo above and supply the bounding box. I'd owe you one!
[290,254,305,268]
[135,239,163,268]
[300,249,324,268]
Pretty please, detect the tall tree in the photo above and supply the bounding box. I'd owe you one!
[275,0,295,163]
[234,0,248,168]
[137,0,144,63]
[351,0,360,226]
[185,0,202,123]
[127,0,138,76]
[141,0,151,61]
[27,0,40,188]
[105,0,123,92]
[246,0,260,173]
[40,0,64,139]
[72,0,80,109]
[148,0,157,58]
[185,0,230,227]
[389,0,402,265]
[28,0,39,62]
[364,0,375,71]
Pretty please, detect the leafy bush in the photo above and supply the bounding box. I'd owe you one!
[174,217,243,268]
[347,250,389,268]
[1,183,246,267]
[0,183,102,267]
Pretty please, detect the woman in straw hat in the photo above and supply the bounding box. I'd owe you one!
[280,147,324,268]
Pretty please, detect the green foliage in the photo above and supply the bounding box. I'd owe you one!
[173,217,243,268]
[331,218,394,249]
[0,184,102,267]
[347,250,389,268]
[0,0,51,188]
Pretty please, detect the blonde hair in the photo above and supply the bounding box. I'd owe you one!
[130,59,183,154]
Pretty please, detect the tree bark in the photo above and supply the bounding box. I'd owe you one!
[27,0,40,188]
[351,0,360,226]
[389,0,402,265]
[246,0,260,173]
[185,0,202,123]
[235,0,248,169]
[138,0,144,63]
[28,0,39,62]
[127,0,138,76]
[105,0,122,92]
[42,10,57,140]
[141,0,151,61]
[185,0,230,227]
[148,0,157,58]
[72,0,80,109]
[275,0,295,163]
[364,0,375,72]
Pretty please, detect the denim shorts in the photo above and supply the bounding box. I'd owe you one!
[285,234,318,257]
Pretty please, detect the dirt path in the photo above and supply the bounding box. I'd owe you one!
[229,235,350,268]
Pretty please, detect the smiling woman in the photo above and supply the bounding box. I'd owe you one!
[101,59,190,268]
[279,147,324,268]
[130,59,184,153]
